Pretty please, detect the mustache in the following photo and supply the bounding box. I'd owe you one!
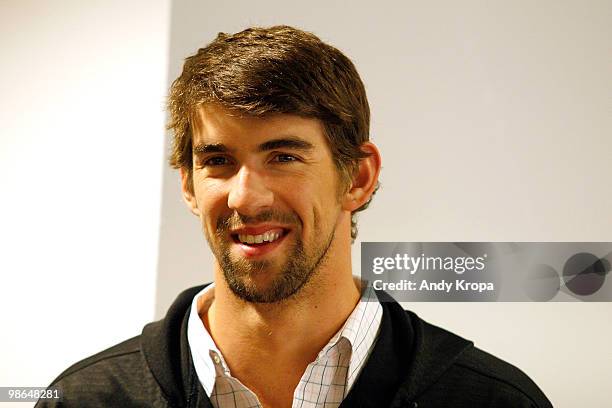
[216,210,299,232]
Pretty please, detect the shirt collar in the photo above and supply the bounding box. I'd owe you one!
[318,284,382,389]
[187,280,382,395]
[187,283,223,395]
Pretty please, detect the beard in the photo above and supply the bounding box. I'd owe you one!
[208,210,335,303]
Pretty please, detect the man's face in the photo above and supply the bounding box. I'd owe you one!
[185,104,346,303]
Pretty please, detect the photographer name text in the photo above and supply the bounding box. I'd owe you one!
[372,279,495,293]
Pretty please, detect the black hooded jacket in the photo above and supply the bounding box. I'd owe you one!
[36,285,553,407]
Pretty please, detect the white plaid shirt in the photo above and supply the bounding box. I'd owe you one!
[187,281,383,408]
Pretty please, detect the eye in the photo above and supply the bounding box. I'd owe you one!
[203,156,232,166]
[273,153,298,163]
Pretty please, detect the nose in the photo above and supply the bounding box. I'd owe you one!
[227,166,274,216]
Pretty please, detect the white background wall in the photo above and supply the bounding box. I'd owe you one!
[0,1,170,406]
[157,1,612,407]
[1,1,610,407]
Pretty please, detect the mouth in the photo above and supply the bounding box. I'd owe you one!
[230,227,291,258]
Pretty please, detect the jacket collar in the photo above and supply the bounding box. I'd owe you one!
[141,285,473,408]
[142,284,210,408]
[341,290,474,407]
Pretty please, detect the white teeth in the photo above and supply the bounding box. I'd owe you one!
[238,231,283,245]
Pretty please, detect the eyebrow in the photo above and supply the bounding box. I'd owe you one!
[193,137,315,155]
[257,138,314,152]
[193,143,228,154]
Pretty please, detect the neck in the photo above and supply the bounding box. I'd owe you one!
[209,270,360,356]
[203,222,359,406]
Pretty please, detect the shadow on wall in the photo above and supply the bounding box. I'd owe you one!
[154,0,219,319]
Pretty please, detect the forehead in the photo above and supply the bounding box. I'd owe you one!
[191,104,328,149]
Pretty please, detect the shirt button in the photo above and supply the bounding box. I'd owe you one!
[213,354,221,364]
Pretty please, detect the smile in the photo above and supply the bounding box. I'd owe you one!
[230,227,290,257]
[237,231,283,245]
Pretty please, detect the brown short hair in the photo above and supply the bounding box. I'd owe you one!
[167,25,377,240]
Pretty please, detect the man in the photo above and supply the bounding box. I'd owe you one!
[38,26,552,407]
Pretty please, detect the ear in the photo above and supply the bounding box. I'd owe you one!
[342,142,382,212]
[180,167,201,216]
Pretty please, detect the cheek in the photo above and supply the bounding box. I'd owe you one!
[293,178,340,236]
[193,181,228,229]
[194,177,226,205]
